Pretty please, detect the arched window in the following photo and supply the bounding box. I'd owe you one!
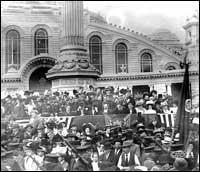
[34,29,48,56]
[6,30,20,70]
[115,43,128,74]
[141,53,153,72]
[166,66,176,70]
[89,36,102,73]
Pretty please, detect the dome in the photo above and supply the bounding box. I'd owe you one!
[150,28,179,41]
[84,9,107,24]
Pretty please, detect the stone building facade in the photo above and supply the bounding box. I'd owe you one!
[1,2,199,105]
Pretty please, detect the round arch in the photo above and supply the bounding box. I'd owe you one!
[138,49,156,72]
[31,24,53,57]
[19,56,56,90]
[164,62,180,70]
[2,25,25,73]
[112,38,130,51]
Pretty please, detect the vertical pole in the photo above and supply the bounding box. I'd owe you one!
[11,39,13,64]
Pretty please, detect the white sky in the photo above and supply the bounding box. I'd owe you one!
[2,1,199,43]
[84,1,199,42]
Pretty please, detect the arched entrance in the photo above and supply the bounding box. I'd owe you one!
[20,55,56,91]
[29,67,52,92]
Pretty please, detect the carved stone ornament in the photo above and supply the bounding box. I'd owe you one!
[48,59,100,73]
[78,59,89,69]
[63,60,76,69]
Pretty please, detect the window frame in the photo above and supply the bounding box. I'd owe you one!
[140,52,153,72]
[89,35,103,73]
[115,43,128,74]
[34,28,48,56]
[6,29,20,70]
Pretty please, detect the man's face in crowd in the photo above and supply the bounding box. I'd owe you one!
[27,126,32,133]
[92,152,99,162]
[117,104,123,110]
[144,95,149,100]
[66,106,70,113]
[128,103,133,110]
[85,127,90,134]
[123,147,130,154]
[99,144,104,152]
[114,141,121,150]
[71,126,77,134]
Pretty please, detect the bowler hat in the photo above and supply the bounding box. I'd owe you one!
[52,134,63,143]
[144,146,155,153]
[65,134,79,140]
[170,144,184,151]
[122,140,133,148]
[76,142,91,150]
[44,154,59,163]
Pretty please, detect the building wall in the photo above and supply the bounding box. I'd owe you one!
[1,2,199,106]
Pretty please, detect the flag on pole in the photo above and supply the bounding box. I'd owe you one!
[175,51,191,148]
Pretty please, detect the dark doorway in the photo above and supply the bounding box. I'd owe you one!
[29,67,51,93]
[132,85,150,98]
[171,83,182,101]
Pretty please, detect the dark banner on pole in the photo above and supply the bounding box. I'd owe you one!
[175,59,191,147]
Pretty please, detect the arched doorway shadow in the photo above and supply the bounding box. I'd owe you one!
[20,56,56,91]
[29,67,52,93]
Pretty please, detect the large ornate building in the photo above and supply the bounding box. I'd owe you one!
[1,1,199,105]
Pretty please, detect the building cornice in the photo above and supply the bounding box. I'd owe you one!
[1,78,21,83]
[97,70,199,81]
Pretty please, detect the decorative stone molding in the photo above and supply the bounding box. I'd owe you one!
[85,31,105,44]
[164,62,180,70]
[20,56,56,79]
[47,58,100,74]
[2,25,25,37]
[1,78,21,83]
[31,24,52,36]
[112,38,130,51]
[138,48,156,57]
[97,71,199,81]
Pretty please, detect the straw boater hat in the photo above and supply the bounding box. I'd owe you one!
[136,99,144,106]
[146,100,155,105]
[160,101,168,107]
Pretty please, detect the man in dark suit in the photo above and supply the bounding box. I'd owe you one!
[117,140,141,171]
[109,139,123,165]
[69,143,93,171]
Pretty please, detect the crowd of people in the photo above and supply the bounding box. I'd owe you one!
[1,86,199,171]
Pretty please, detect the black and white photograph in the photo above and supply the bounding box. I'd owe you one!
[1,1,199,171]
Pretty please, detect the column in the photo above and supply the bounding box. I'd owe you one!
[61,1,84,48]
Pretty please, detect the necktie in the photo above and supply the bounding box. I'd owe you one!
[125,154,129,166]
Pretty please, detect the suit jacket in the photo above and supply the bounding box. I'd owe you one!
[99,150,114,164]
[147,122,162,130]
[69,158,92,171]
[109,149,122,165]
[118,150,137,168]
[130,144,141,158]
